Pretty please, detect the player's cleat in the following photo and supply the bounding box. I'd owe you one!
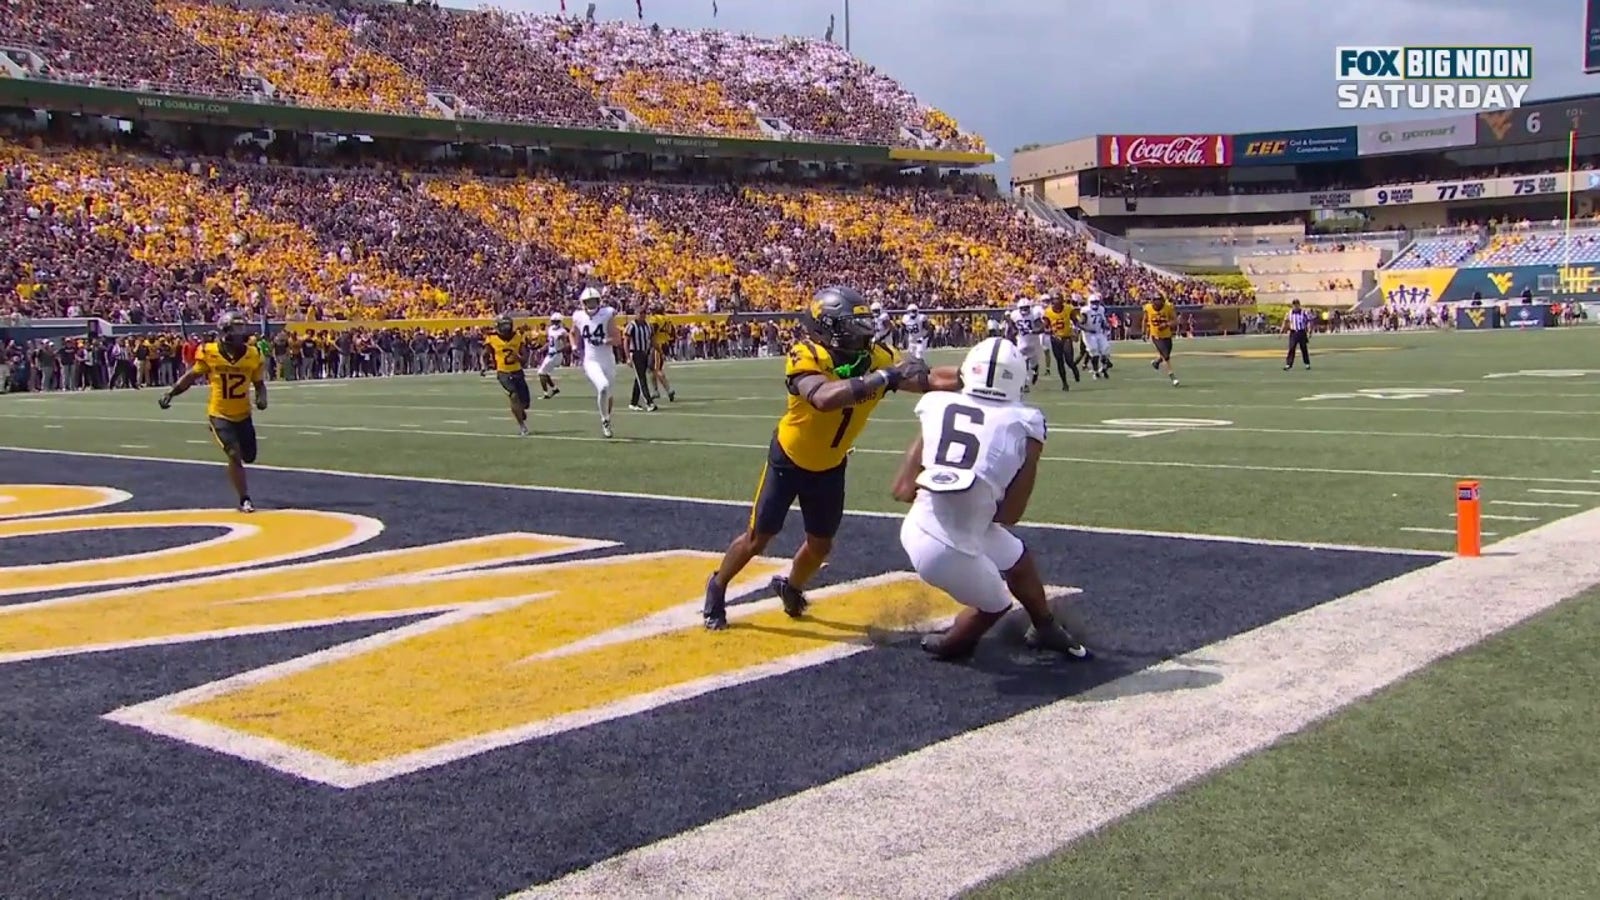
[668,390,676,402]
[1172,378,1181,387]
[550,387,560,398]
[238,498,255,514]
[646,402,659,412]
[518,424,530,436]
[1024,623,1093,659]
[602,419,613,438]
[628,404,644,411]
[771,575,809,618]
[920,630,978,662]
[703,573,728,630]
[1283,365,1292,371]
[1151,359,1161,371]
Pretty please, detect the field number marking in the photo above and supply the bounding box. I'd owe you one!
[1299,387,1463,402]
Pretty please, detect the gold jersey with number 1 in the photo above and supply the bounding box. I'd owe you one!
[191,342,264,421]
[779,339,900,471]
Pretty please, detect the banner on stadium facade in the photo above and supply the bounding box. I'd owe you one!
[1504,303,1553,328]
[1378,263,1600,304]
[1475,98,1600,146]
[1587,0,1600,73]
[1097,134,1231,168]
[1231,127,1357,165]
[1356,115,1475,156]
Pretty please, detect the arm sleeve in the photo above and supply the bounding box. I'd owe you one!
[1022,407,1047,444]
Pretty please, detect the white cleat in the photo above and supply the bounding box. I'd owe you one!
[602,419,613,439]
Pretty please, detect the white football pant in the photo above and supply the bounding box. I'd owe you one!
[1085,333,1111,357]
[908,340,926,361]
[536,354,561,377]
[899,518,1025,615]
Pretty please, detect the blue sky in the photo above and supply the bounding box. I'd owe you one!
[497,0,1597,172]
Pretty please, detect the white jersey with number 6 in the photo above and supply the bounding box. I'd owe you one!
[905,391,1046,555]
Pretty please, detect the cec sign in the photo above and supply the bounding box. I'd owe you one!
[1357,114,1475,156]
[1232,127,1357,165]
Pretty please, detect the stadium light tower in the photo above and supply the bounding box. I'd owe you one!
[843,0,851,51]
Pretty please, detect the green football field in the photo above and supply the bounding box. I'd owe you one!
[3,328,1596,552]
[4,326,1600,898]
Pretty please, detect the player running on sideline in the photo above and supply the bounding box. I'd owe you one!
[1081,293,1113,378]
[484,314,531,436]
[702,286,962,630]
[893,337,1091,661]
[157,312,268,512]
[902,302,928,360]
[571,286,623,438]
[536,313,565,399]
[1144,295,1180,386]
[1042,295,1081,389]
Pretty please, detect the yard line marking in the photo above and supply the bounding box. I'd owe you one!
[523,510,1600,900]
[43,424,61,429]
[297,431,323,437]
[444,419,471,425]
[118,444,149,449]
[1449,513,1538,522]
[9,411,1600,488]
[1528,488,1600,496]
[1492,500,1580,509]
[0,446,1452,558]
[1401,527,1499,536]
[5,413,1600,489]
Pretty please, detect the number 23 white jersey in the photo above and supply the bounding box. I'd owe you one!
[572,306,616,348]
[907,392,1046,555]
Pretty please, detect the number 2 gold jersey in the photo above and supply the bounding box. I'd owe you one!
[778,340,899,471]
[191,342,265,422]
[485,334,526,373]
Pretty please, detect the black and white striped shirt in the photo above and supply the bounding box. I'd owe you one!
[624,319,655,357]
[1288,309,1311,332]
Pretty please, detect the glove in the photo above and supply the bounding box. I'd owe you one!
[255,396,268,411]
[886,356,930,390]
[158,393,172,410]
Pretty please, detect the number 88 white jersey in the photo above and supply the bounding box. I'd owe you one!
[907,391,1046,555]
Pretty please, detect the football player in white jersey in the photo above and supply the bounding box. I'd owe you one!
[1081,293,1113,379]
[892,337,1091,662]
[902,303,928,360]
[536,312,566,399]
[570,286,623,438]
[1006,298,1042,390]
[870,301,893,345]
[1032,294,1053,376]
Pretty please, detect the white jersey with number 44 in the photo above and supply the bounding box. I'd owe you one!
[906,391,1046,555]
[572,306,616,348]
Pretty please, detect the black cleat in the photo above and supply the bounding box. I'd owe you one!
[1151,359,1161,371]
[703,573,728,630]
[1025,623,1093,660]
[771,575,809,618]
[668,390,676,402]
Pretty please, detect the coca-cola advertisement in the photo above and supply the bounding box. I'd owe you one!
[1098,134,1233,168]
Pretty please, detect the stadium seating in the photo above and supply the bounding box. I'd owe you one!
[0,138,1244,323]
[1465,227,1600,266]
[1,0,984,149]
[1387,234,1482,270]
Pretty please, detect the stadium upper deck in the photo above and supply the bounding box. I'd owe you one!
[0,0,987,160]
[1011,97,1600,236]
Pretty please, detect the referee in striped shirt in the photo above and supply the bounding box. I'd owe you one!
[1283,299,1312,370]
[625,306,659,412]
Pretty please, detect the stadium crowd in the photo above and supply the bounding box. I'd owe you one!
[0,126,1246,324]
[3,0,982,151]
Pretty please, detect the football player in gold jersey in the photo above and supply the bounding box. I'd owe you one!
[158,312,268,512]
[1143,296,1180,386]
[703,286,963,630]
[484,314,532,436]
[1042,295,1081,390]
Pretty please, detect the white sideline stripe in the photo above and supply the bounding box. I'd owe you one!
[1492,500,1580,509]
[523,510,1600,900]
[5,414,1600,490]
[1528,488,1600,496]
[0,446,1449,557]
[1449,512,1538,522]
[1401,527,1496,536]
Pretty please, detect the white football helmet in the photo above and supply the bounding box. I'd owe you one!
[579,286,602,311]
[1015,298,1032,315]
[870,301,884,314]
[549,313,563,323]
[960,337,1028,404]
[907,303,920,314]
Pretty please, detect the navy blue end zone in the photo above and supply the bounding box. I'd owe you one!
[0,449,1436,898]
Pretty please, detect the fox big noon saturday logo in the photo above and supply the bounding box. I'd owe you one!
[1336,46,1532,111]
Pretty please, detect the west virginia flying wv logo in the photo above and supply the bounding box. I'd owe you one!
[1480,110,1514,140]
[1487,271,1516,295]
[1465,308,1487,327]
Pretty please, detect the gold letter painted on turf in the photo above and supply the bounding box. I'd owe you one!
[109,565,959,787]
[0,485,133,520]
